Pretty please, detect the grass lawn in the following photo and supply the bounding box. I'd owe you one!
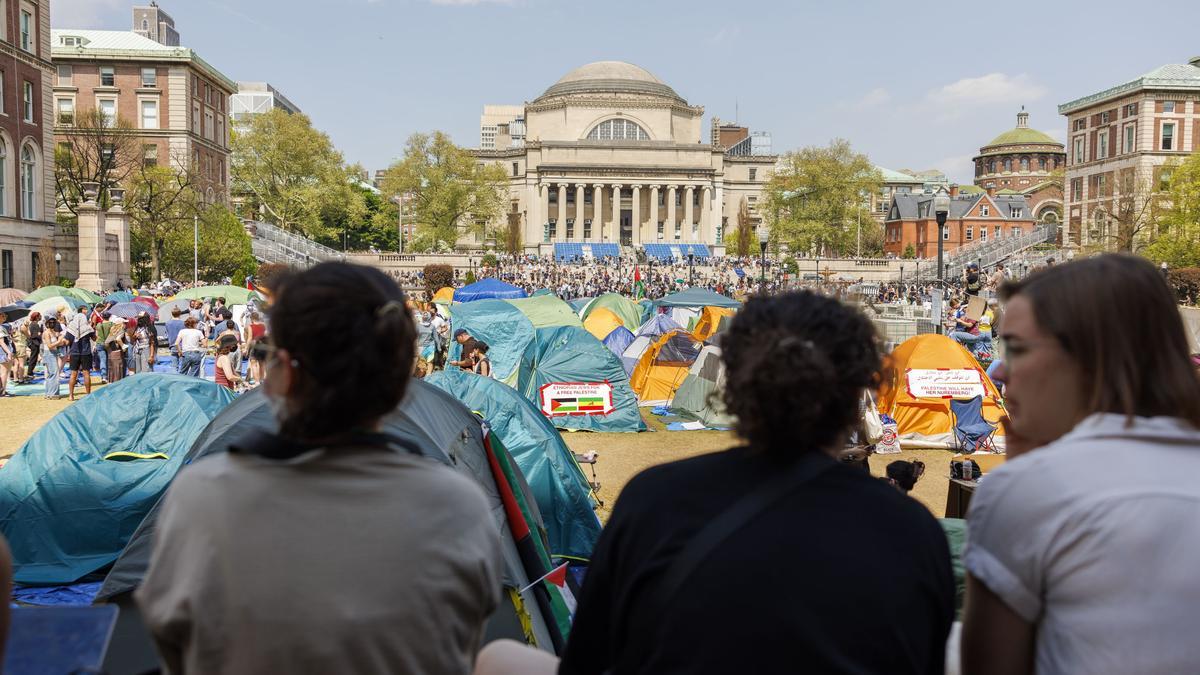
[1,392,955,519]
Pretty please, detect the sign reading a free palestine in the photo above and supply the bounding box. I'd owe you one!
[540,382,615,417]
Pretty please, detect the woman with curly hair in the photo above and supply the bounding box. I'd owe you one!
[476,291,955,675]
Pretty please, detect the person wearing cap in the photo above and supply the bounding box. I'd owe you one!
[449,329,476,371]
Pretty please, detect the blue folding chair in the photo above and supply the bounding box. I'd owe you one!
[949,395,998,454]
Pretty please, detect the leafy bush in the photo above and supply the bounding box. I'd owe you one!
[422,263,454,301]
[902,244,916,259]
[1167,267,1200,306]
[465,271,477,284]
[481,253,498,268]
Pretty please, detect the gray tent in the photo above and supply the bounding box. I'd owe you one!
[670,344,734,428]
[97,381,559,674]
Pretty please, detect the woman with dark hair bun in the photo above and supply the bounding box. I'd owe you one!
[138,262,502,675]
[506,291,953,675]
[963,254,1200,675]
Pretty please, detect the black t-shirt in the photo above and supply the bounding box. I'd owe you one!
[965,273,981,295]
[559,447,955,675]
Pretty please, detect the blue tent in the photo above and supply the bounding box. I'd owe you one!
[0,375,235,584]
[656,287,741,309]
[104,291,135,304]
[447,299,537,386]
[566,297,593,314]
[426,368,601,559]
[635,313,683,338]
[602,326,636,358]
[453,278,528,302]
[525,326,646,433]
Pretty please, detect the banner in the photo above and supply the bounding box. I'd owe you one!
[540,382,615,417]
[905,368,985,399]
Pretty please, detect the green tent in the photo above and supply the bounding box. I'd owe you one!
[670,344,734,428]
[0,374,235,584]
[26,285,102,304]
[582,293,643,331]
[173,285,262,304]
[507,294,585,329]
[427,368,600,559]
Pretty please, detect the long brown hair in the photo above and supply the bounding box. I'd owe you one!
[1000,254,1200,427]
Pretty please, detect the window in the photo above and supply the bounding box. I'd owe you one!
[1124,125,1135,153]
[1011,227,1022,237]
[141,18,148,31]
[20,144,35,219]
[100,66,114,87]
[511,162,518,177]
[1,249,11,287]
[0,140,6,216]
[1003,159,1012,172]
[981,206,989,216]
[140,99,158,129]
[141,67,156,87]
[583,219,591,240]
[98,98,115,126]
[1020,157,1029,171]
[566,218,574,239]
[980,226,987,241]
[584,188,592,205]
[1100,111,1110,124]
[548,189,557,204]
[548,219,556,240]
[965,226,973,241]
[1123,103,1138,117]
[585,118,650,141]
[1162,101,1175,113]
[657,221,664,237]
[1162,123,1175,150]
[1073,119,1086,131]
[193,77,199,97]
[749,168,757,181]
[1010,207,1022,218]
[204,110,214,140]
[565,189,575,205]
[0,71,5,114]
[21,81,32,122]
[216,159,223,183]
[1038,157,1046,170]
[1097,131,1108,159]
[55,97,73,124]
[217,117,224,146]
[1072,178,1083,201]
[19,9,32,51]
[192,102,200,133]
[1159,168,1174,192]
[142,144,157,168]
[1073,137,1085,164]
[994,225,1002,239]
[205,84,212,105]
[987,160,995,173]
[56,65,71,86]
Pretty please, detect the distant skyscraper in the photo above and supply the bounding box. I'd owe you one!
[480,105,524,149]
[132,2,180,46]
[231,82,302,124]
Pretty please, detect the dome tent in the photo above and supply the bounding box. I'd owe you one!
[453,278,528,302]
[670,344,734,428]
[581,293,643,332]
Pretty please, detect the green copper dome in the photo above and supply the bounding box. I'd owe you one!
[985,127,1059,147]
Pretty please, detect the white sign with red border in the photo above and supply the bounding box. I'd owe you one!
[905,368,985,399]
[539,382,615,417]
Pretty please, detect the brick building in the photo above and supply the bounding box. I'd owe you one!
[51,28,236,205]
[883,186,1036,258]
[0,0,61,290]
[1058,57,1200,249]
[973,109,1066,227]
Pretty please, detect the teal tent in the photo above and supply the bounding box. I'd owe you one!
[0,374,235,584]
[448,299,537,386]
[526,326,646,433]
[656,288,741,309]
[426,368,601,559]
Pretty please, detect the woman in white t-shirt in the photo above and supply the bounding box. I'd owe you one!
[174,318,206,378]
[962,254,1200,675]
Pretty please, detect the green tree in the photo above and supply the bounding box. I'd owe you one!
[1145,154,1200,268]
[379,132,508,250]
[127,163,202,281]
[902,244,916,259]
[764,139,881,257]
[321,182,399,252]
[231,108,363,239]
[722,197,754,257]
[503,211,524,255]
[160,205,257,282]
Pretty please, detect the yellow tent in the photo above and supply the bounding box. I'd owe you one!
[629,330,701,405]
[432,287,455,305]
[583,307,624,341]
[877,334,1006,450]
[691,306,735,341]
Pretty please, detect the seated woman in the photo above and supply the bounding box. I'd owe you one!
[477,291,955,675]
[137,262,503,675]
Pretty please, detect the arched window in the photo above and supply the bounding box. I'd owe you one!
[986,160,994,174]
[20,144,36,220]
[0,139,7,217]
[585,118,650,141]
[1020,157,1030,172]
[1003,158,1012,172]
[142,19,149,31]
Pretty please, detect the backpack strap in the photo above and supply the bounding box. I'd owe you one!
[652,451,837,612]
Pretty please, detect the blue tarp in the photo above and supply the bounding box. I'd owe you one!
[426,368,601,559]
[525,326,646,433]
[656,287,741,309]
[453,278,528,302]
[0,375,236,584]
[602,326,636,358]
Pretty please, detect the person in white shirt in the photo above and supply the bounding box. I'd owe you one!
[174,318,206,377]
[962,254,1200,675]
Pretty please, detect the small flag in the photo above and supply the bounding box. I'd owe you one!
[633,265,645,300]
[520,562,576,614]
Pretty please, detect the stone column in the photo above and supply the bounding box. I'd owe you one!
[539,183,549,244]
[667,186,677,240]
[700,185,712,245]
[529,182,543,243]
[684,186,695,241]
[610,184,622,244]
[575,184,585,241]
[105,196,130,286]
[556,183,567,241]
[75,183,108,293]
[649,185,660,240]
[631,185,642,246]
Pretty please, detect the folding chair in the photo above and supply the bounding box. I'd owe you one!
[949,395,998,454]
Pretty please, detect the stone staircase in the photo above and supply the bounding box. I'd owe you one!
[247,220,344,268]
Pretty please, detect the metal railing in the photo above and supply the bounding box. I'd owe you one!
[247,220,344,268]
[907,223,1055,282]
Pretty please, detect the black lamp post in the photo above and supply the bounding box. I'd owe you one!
[900,264,905,287]
[757,227,769,294]
[934,191,951,335]
[688,253,694,287]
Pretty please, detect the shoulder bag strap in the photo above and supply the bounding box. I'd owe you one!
[653,452,837,613]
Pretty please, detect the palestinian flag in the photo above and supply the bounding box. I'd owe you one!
[550,397,606,413]
[521,562,577,614]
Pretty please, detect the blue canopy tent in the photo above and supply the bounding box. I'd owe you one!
[453,278,528,302]
[426,368,601,559]
[0,375,235,584]
[656,287,742,309]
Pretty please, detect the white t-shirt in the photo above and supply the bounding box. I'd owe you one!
[965,413,1200,674]
[177,328,204,353]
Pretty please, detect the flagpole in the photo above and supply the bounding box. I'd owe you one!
[518,561,569,594]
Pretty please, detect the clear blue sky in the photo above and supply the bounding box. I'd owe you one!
[56,0,1200,183]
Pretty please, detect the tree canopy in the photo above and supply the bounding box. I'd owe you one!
[763,139,881,257]
[1145,154,1200,268]
[378,132,508,251]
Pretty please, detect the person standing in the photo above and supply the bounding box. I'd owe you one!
[66,305,96,401]
[41,318,66,399]
[21,312,42,384]
[243,312,266,386]
[130,315,153,375]
[216,320,242,376]
[174,318,206,377]
[104,316,127,384]
[0,314,13,397]
[164,309,186,373]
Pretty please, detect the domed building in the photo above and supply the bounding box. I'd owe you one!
[972,109,1066,225]
[473,61,776,256]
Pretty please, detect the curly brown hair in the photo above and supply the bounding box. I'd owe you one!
[722,291,880,456]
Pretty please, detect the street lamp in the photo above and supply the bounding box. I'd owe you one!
[54,252,62,282]
[900,264,905,287]
[1161,261,1169,280]
[933,191,951,335]
[756,226,769,294]
[688,253,695,287]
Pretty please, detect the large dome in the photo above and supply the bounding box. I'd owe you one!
[536,61,684,103]
[985,127,1059,147]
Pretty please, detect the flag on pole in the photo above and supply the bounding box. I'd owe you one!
[519,561,577,614]
[633,265,645,301]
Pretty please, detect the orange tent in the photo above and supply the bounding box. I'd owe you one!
[629,330,701,405]
[432,287,455,305]
[691,306,735,342]
[583,307,624,341]
[877,334,1006,450]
